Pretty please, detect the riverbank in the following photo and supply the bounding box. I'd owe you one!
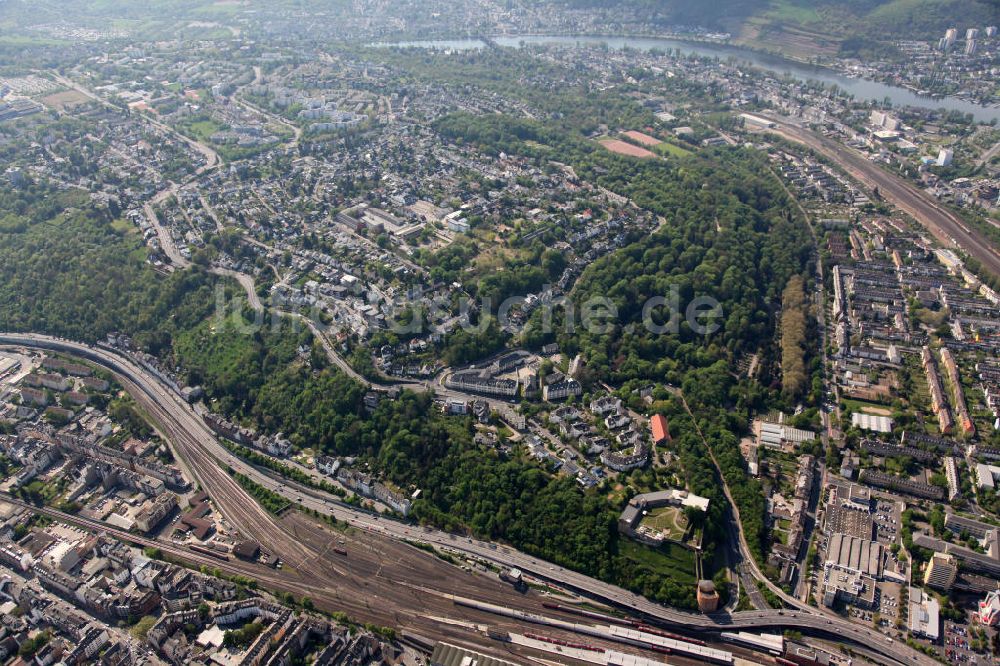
[373,32,1000,123]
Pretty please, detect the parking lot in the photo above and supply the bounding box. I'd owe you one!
[943,621,982,665]
[843,582,904,629]
[877,583,902,624]
[873,498,901,546]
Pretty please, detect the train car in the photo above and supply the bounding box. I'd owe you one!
[399,632,435,654]
[189,544,230,561]
[609,626,732,664]
[540,602,632,626]
[634,623,707,646]
[720,631,784,656]
[486,626,510,641]
[523,632,603,653]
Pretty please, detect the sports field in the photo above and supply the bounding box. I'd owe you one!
[599,138,656,158]
[622,130,662,147]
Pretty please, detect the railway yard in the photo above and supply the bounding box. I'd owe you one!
[0,338,770,666]
[0,333,939,666]
[1,492,766,666]
[5,9,1000,665]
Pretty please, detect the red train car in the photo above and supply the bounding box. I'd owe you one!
[634,623,707,646]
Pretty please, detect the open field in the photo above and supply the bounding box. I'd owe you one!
[618,539,697,584]
[735,18,842,60]
[656,141,693,158]
[762,0,822,24]
[185,119,225,143]
[622,130,662,147]
[110,218,138,236]
[598,138,656,159]
[38,89,90,111]
[842,398,893,416]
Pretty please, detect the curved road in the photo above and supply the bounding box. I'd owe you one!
[675,390,824,616]
[0,332,933,665]
[215,267,263,312]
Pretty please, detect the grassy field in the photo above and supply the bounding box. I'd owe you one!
[618,539,696,584]
[762,0,822,25]
[110,218,137,236]
[640,505,688,541]
[907,366,931,413]
[172,317,264,394]
[185,119,225,143]
[655,141,693,158]
[23,477,65,503]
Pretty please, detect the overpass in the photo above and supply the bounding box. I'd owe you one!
[0,332,933,665]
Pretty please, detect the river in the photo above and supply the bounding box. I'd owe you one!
[376,34,1000,124]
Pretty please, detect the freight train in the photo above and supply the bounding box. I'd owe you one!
[523,632,605,653]
[540,601,707,645]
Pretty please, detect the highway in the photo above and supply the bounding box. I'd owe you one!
[0,332,935,666]
[762,114,1000,280]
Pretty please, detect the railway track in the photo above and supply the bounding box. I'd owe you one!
[0,333,934,666]
[762,116,1000,280]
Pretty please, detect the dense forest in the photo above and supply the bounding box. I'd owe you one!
[780,275,809,399]
[0,45,817,603]
[0,183,224,351]
[434,108,813,562]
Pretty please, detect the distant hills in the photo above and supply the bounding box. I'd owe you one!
[6,0,999,60]
[557,0,1000,58]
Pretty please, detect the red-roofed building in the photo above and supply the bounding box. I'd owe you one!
[650,414,670,445]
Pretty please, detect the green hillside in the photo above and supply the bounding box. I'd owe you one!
[736,0,999,57]
[4,0,998,59]
[558,0,999,58]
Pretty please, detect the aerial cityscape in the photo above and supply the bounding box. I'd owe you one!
[2,1,1000,665]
